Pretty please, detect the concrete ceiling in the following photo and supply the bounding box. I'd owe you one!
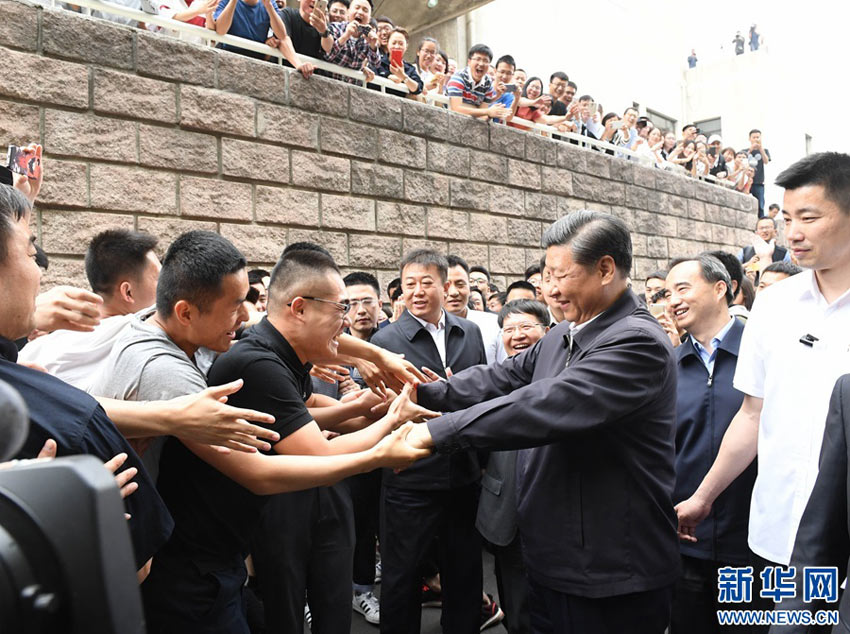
[372,0,493,33]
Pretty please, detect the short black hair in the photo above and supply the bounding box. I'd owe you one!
[488,282,500,294]
[495,54,516,70]
[269,248,341,307]
[646,270,667,282]
[246,285,260,305]
[0,185,31,264]
[156,231,246,315]
[386,277,401,298]
[775,152,850,215]
[739,276,755,310]
[524,264,540,279]
[768,203,780,211]
[578,94,593,102]
[344,271,380,296]
[417,36,438,52]
[749,128,761,136]
[467,43,493,62]
[705,250,744,300]
[506,280,536,296]
[248,269,270,286]
[446,254,470,274]
[85,229,159,296]
[497,299,550,328]
[682,123,697,132]
[400,249,449,282]
[282,241,333,259]
[541,210,632,274]
[601,112,619,127]
[549,71,568,83]
[329,0,349,6]
[375,14,394,25]
[469,265,490,279]
[566,80,577,90]
[762,261,803,277]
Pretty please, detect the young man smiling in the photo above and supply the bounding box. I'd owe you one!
[446,44,511,121]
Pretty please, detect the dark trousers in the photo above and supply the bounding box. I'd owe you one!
[142,552,249,634]
[671,553,774,634]
[348,468,382,588]
[380,483,483,634]
[528,578,673,634]
[493,537,532,634]
[250,483,354,634]
[751,184,766,217]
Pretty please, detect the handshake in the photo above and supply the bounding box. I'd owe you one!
[370,383,439,471]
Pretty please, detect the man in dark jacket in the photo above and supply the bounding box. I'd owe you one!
[370,249,487,634]
[665,254,771,633]
[406,211,680,634]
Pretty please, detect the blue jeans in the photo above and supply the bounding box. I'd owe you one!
[751,183,765,217]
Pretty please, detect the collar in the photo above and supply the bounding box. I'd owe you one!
[461,66,491,91]
[398,309,461,342]
[568,312,603,337]
[411,310,445,332]
[801,269,850,310]
[558,289,640,351]
[690,316,735,357]
[679,317,745,362]
[252,317,312,378]
[0,336,18,362]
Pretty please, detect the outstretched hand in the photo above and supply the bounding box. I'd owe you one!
[168,379,280,453]
[374,421,432,470]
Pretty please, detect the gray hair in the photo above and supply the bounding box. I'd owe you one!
[541,210,632,273]
[669,254,734,305]
[0,185,32,264]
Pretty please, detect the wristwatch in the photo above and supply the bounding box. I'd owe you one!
[320,29,330,38]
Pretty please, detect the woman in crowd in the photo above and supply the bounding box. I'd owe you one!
[691,140,712,177]
[635,126,667,168]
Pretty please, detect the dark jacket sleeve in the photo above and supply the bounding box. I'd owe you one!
[418,340,540,413]
[428,327,672,453]
[769,376,850,633]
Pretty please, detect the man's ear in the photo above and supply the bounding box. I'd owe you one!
[597,256,617,285]
[172,299,194,327]
[118,280,133,305]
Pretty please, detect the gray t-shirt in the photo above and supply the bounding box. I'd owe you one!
[92,316,210,480]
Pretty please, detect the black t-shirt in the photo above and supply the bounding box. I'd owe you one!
[155,318,314,571]
[549,100,567,117]
[747,147,771,185]
[280,7,323,60]
[710,154,728,177]
[0,338,174,570]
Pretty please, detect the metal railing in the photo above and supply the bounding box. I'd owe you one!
[57,0,735,189]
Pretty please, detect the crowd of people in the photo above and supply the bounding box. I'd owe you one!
[4,137,850,634]
[54,0,762,197]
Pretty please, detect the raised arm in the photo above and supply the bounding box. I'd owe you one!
[213,0,238,36]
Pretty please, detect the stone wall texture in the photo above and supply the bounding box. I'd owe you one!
[0,0,758,292]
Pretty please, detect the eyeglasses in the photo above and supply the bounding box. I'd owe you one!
[502,322,545,336]
[469,56,491,64]
[349,298,377,308]
[288,296,351,315]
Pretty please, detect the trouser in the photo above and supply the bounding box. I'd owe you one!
[528,578,674,634]
[142,551,249,634]
[379,483,483,634]
[348,468,382,591]
[250,483,354,634]
[751,184,766,217]
[493,536,532,634]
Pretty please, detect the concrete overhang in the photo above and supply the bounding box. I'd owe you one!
[372,0,494,33]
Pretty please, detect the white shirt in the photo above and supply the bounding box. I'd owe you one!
[734,269,850,564]
[462,309,508,365]
[18,313,137,393]
[412,311,447,368]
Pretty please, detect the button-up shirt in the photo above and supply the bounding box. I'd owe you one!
[325,21,382,85]
[735,270,850,564]
[411,311,447,367]
[691,317,735,376]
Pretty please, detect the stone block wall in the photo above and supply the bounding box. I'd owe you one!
[0,0,758,293]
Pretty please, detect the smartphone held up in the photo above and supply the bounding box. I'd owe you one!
[6,144,42,181]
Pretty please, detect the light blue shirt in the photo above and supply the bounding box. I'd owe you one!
[691,317,735,375]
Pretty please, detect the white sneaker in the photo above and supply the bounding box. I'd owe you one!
[374,560,382,584]
[304,603,312,630]
[353,591,381,625]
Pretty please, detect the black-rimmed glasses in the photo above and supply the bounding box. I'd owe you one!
[288,296,352,315]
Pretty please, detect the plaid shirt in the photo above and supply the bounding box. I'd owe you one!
[445,67,496,106]
[324,21,382,85]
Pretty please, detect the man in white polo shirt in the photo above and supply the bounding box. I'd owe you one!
[677,152,850,570]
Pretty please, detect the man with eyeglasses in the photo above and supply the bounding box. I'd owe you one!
[477,299,550,634]
[446,43,511,121]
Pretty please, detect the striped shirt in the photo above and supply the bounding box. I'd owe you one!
[445,67,496,107]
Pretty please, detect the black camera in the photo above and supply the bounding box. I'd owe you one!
[0,380,144,633]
